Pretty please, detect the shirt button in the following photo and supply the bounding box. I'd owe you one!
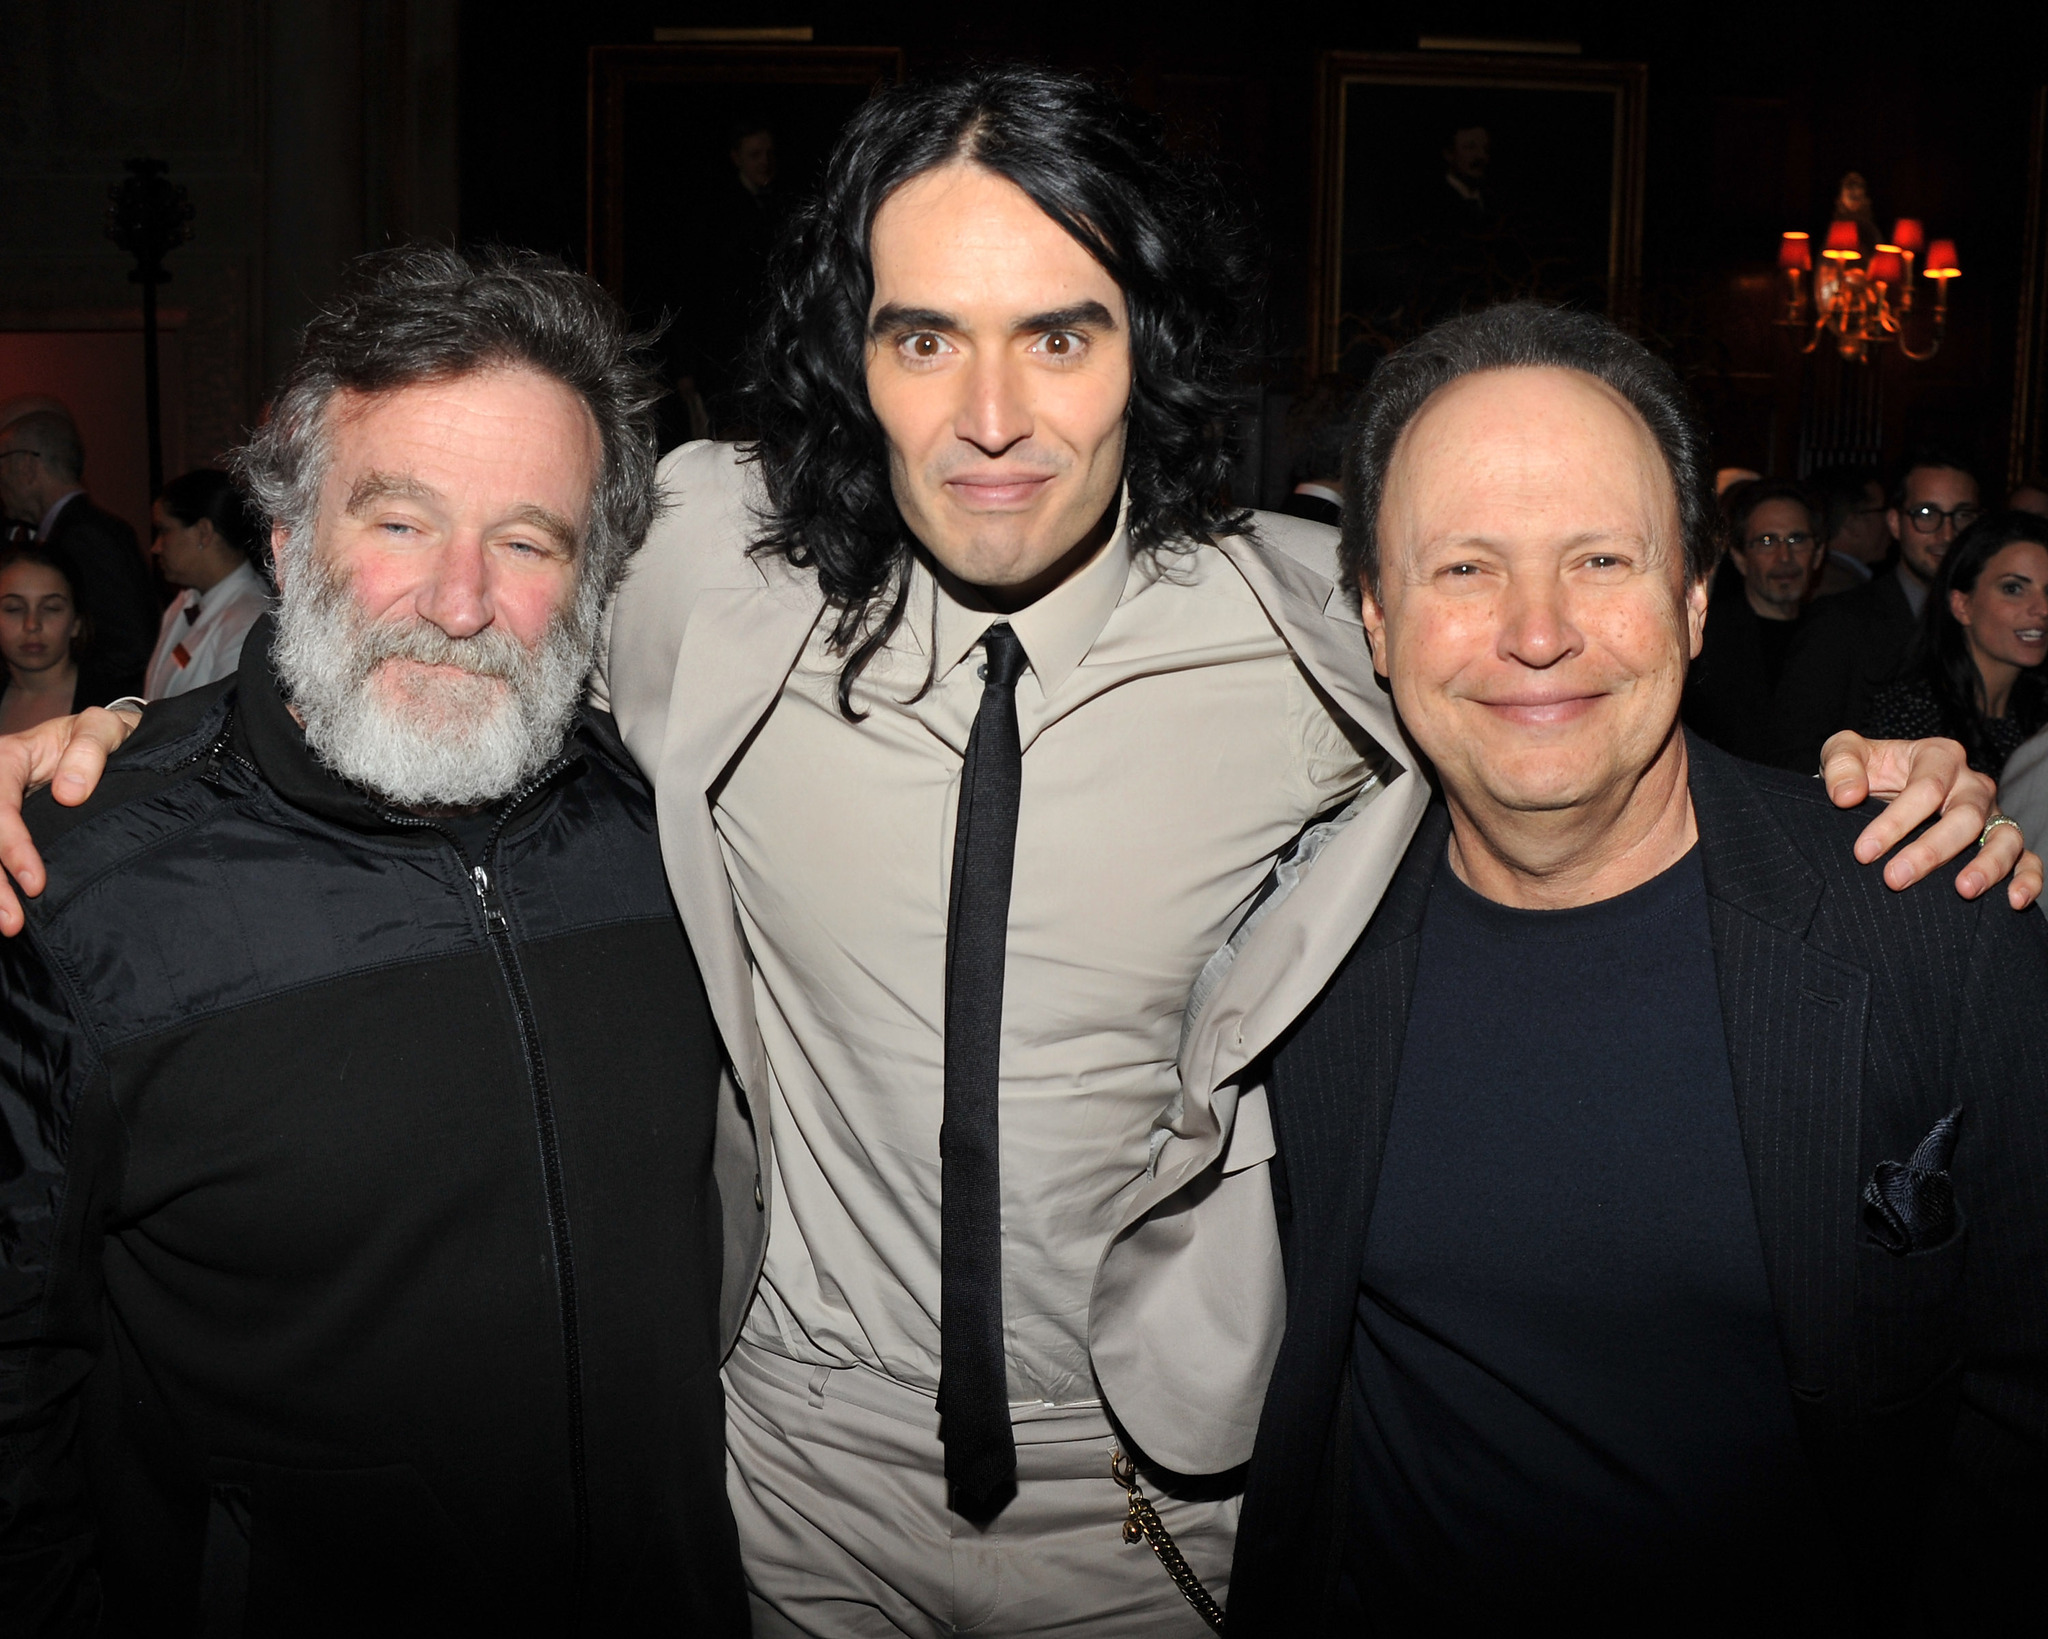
[753,1178,765,1211]
[977,663,988,680]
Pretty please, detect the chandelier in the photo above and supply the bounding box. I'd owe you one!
[1777,211,1958,363]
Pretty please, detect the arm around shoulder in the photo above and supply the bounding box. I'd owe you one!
[0,706,144,937]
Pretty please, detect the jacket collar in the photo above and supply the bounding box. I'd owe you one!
[929,493,1133,697]
[1214,526,1411,764]
[1686,729,1826,936]
[1364,799,1449,950]
[1382,732,1826,942]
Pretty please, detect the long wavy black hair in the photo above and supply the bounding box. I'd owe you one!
[740,64,1262,715]
[1905,509,2048,769]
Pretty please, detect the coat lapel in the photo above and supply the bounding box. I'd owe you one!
[1689,737,1866,1433]
[1217,527,1407,760]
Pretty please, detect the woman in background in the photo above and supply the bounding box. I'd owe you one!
[1863,511,2048,776]
[145,468,269,699]
[0,541,121,733]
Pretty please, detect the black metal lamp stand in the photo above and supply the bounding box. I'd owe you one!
[105,158,194,501]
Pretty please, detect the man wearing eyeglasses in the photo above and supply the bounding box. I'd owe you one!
[1684,479,1823,762]
[1769,451,1981,771]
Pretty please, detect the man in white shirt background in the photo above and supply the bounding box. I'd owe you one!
[145,467,270,698]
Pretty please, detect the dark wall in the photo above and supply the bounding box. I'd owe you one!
[1,0,457,537]
[459,0,2048,490]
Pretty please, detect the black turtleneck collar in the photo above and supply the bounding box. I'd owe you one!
[227,612,595,846]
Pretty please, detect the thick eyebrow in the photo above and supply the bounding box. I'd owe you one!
[345,472,579,553]
[505,502,581,553]
[870,304,957,338]
[867,300,1121,339]
[345,470,440,514]
[1011,301,1117,336]
[1409,528,1654,561]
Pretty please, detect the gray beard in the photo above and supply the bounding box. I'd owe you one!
[271,547,597,809]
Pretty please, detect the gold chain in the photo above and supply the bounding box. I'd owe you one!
[1111,1446,1227,1632]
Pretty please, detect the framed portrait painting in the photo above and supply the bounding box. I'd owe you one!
[587,43,904,431]
[1309,51,1647,377]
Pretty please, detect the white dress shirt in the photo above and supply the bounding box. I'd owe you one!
[713,521,1375,1407]
[144,561,268,699]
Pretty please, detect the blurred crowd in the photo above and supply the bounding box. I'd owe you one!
[0,401,268,732]
[1679,457,2048,832]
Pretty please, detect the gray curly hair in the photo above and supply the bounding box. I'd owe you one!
[231,243,663,602]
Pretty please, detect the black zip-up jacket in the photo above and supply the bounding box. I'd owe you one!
[0,627,747,1635]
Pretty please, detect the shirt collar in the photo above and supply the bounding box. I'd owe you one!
[193,560,263,615]
[928,492,1133,696]
[37,489,83,540]
[1894,563,1929,619]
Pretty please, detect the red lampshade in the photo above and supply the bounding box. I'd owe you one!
[1869,245,1905,284]
[1778,231,1813,271]
[1823,220,1862,260]
[1924,239,1960,277]
[1892,217,1927,256]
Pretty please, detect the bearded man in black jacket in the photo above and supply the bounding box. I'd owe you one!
[0,248,747,1635]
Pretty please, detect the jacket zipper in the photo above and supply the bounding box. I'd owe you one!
[385,762,591,1591]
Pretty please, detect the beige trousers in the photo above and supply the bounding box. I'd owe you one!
[724,1340,1238,1637]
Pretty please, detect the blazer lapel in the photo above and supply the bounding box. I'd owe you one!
[1216,527,1408,761]
[1690,737,1867,1437]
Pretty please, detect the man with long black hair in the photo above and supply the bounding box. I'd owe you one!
[0,65,2027,1639]
[610,70,1402,1630]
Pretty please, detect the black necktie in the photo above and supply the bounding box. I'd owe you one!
[939,622,1026,1522]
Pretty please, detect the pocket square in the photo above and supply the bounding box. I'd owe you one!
[1861,1106,1963,1255]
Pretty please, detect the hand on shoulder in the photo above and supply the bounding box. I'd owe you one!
[0,704,144,934]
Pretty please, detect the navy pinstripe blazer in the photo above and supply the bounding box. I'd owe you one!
[1228,734,2048,1635]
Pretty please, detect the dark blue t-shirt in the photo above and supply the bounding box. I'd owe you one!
[1345,843,1817,1624]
